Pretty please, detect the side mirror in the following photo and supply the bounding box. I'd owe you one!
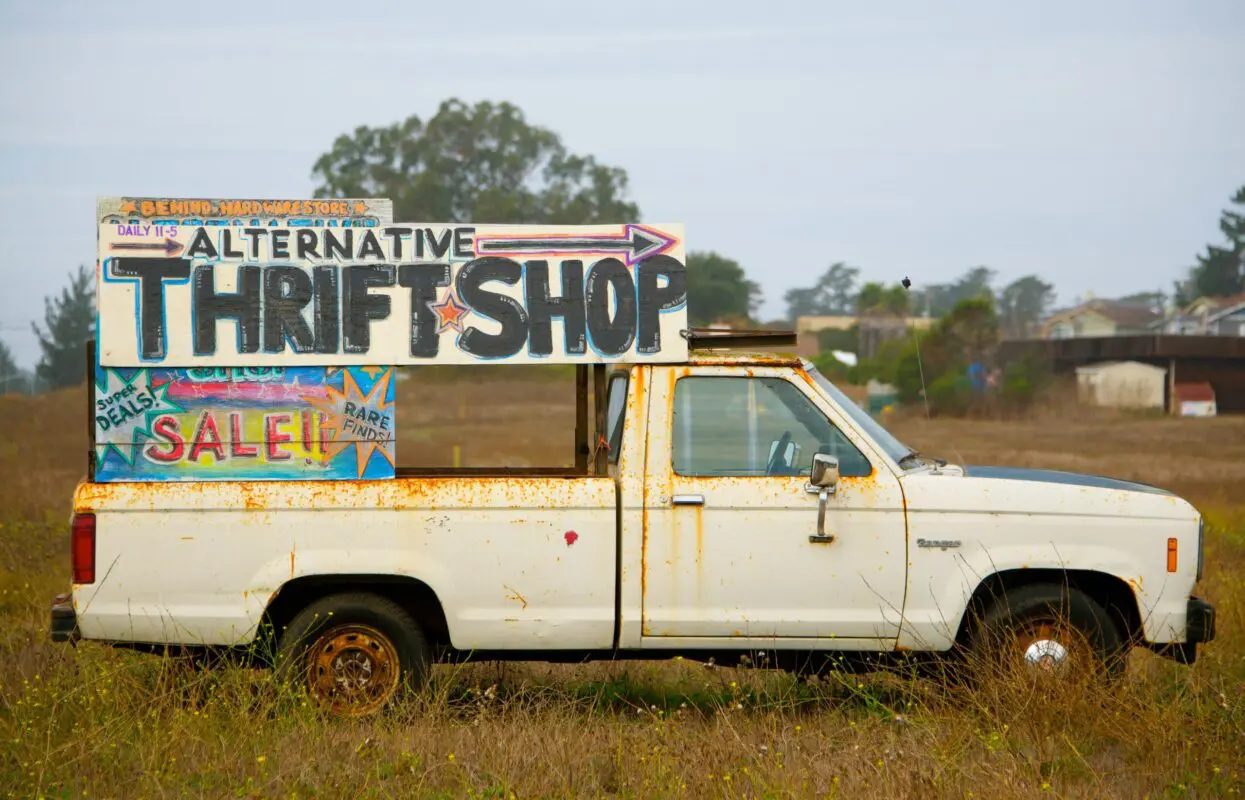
[807,453,839,545]
[809,452,840,489]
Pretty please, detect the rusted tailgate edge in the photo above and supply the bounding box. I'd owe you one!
[73,474,618,513]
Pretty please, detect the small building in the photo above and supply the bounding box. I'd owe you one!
[1175,382,1217,417]
[1040,299,1163,340]
[1074,360,1167,409]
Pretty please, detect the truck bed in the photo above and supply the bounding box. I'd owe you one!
[72,476,619,650]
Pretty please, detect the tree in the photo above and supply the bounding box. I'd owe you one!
[32,264,95,390]
[0,338,15,376]
[1176,184,1245,302]
[997,275,1055,339]
[855,282,909,315]
[683,251,762,326]
[892,296,1001,415]
[311,98,641,224]
[908,266,996,318]
[783,262,860,319]
[951,266,997,305]
[0,338,23,395]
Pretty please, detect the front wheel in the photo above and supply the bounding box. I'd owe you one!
[274,592,430,717]
[963,583,1129,685]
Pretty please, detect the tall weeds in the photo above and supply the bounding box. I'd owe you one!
[1,384,1241,797]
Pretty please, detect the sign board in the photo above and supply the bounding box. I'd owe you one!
[92,196,399,483]
[96,196,393,227]
[93,359,396,482]
[95,221,688,367]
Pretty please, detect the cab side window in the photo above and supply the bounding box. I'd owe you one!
[671,376,872,477]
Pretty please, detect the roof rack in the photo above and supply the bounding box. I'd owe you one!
[685,327,798,350]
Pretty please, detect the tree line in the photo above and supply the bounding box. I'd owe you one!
[3,97,1242,394]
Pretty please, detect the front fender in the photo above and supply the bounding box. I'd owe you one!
[896,473,1201,650]
[896,539,1156,650]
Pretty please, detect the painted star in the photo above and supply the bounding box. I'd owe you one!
[304,368,396,478]
[93,368,184,466]
[430,290,470,334]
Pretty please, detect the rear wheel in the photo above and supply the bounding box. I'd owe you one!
[964,583,1128,685]
[274,592,430,717]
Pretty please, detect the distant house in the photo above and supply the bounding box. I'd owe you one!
[1039,299,1163,340]
[1151,293,1245,336]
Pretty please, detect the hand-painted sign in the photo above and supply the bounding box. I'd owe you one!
[95,221,689,367]
[93,361,396,482]
[96,197,393,228]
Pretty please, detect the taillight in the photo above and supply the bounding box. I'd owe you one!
[72,513,95,584]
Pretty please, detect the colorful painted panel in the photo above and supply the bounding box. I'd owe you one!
[93,363,396,482]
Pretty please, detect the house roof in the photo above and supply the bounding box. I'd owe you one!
[1181,292,1245,317]
[1175,382,1216,403]
[1207,294,1245,322]
[1089,301,1164,327]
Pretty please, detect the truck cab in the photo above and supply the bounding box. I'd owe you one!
[51,343,1216,717]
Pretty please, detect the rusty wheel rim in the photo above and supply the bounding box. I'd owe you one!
[305,624,400,716]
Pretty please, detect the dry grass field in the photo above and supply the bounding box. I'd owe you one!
[1,370,1243,799]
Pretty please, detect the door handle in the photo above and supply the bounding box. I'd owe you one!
[671,494,705,506]
[808,534,836,544]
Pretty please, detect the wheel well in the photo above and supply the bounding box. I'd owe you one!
[954,569,1143,646]
[252,574,450,664]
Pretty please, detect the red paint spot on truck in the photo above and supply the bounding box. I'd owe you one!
[564,530,579,546]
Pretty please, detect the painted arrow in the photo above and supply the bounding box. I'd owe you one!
[111,238,184,256]
[473,224,677,267]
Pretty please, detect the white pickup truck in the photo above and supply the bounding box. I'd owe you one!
[50,339,1215,716]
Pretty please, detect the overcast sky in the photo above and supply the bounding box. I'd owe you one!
[1,0,1242,369]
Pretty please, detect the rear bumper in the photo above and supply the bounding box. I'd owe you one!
[1149,596,1215,665]
[49,593,80,644]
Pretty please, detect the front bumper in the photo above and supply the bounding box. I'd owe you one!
[49,592,80,644]
[1149,596,1216,665]
[1187,596,1216,644]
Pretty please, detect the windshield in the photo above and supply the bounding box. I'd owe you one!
[804,364,914,466]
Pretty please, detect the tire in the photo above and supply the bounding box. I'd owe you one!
[273,592,431,717]
[963,582,1128,685]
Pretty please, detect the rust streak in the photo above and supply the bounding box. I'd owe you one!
[504,585,529,609]
[73,473,616,514]
[694,504,704,564]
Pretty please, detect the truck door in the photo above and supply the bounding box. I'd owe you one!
[641,364,906,645]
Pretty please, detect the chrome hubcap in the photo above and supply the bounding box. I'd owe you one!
[1023,638,1070,670]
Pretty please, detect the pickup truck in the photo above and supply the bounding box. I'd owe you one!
[50,342,1216,717]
